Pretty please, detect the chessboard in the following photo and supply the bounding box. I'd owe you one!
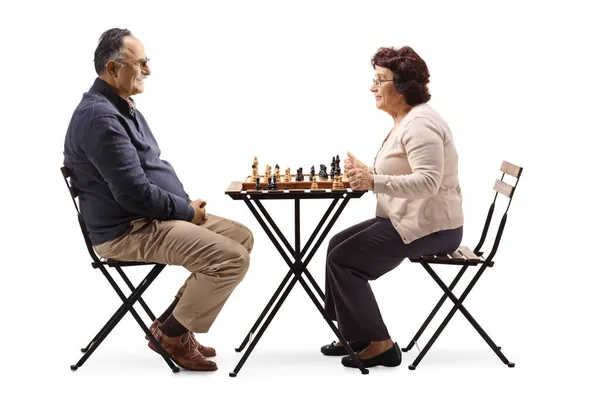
[242,155,349,191]
[242,174,350,191]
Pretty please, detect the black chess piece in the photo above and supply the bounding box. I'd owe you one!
[273,177,278,190]
[319,164,328,179]
[268,176,274,190]
[330,157,336,179]
[296,167,304,181]
[255,177,260,190]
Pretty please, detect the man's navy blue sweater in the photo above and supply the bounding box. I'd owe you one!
[63,78,195,245]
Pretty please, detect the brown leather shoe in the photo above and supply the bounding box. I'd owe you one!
[149,327,217,372]
[146,319,216,357]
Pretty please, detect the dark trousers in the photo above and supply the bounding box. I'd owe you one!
[324,217,463,341]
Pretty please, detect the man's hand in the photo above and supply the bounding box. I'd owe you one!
[344,152,368,173]
[347,168,374,191]
[189,199,208,225]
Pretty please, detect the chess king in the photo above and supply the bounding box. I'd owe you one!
[63,28,254,372]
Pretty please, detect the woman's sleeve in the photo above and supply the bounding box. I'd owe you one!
[373,117,444,199]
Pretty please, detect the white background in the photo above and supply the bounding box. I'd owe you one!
[1,0,599,398]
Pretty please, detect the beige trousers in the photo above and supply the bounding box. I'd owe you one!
[93,214,253,333]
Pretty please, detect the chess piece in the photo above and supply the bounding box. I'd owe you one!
[275,164,280,180]
[273,177,279,190]
[255,177,261,190]
[319,164,328,179]
[284,167,291,182]
[253,157,259,177]
[332,175,344,190]
[330,157,336,179]
[311,176,318,190]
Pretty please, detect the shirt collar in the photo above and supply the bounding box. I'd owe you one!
[89,77,136,117]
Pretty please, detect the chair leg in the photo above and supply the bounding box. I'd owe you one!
[401,266,468,352]
[71,303,129,370]
[114,266,157,321]
[408,263,514,370]
[71,265,179,373]
[80,303,127,353]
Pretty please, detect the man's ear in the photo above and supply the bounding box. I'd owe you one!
[106,60,119,78]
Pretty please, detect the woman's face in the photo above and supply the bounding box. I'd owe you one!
[371,66,404,113]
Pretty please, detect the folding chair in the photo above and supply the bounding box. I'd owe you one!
[402,160,523,370]
[60,167,180,372]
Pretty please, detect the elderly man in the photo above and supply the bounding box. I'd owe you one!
[63,28,254,372]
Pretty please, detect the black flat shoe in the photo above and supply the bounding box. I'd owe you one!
[320,340,370,356]
[341,343,402,368]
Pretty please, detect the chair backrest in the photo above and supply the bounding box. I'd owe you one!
[473,161,523,264]
[60,166,102,264]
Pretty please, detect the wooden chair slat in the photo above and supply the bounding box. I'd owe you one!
[493,179,515,198]
[458,246,480,260]
[450,250,465,260]
[500,161,522,178]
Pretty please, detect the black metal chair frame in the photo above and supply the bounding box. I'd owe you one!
[225,185,369,376]
[402,161,523,370]
[61,167,180,373]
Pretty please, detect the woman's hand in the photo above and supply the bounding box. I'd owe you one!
[347,168,374,191]
[344,152,368,172]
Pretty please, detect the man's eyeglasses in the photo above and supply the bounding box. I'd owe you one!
[114,57,150,69]
[372,77,394,87]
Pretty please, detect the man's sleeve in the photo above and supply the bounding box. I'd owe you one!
[80,116,195,222]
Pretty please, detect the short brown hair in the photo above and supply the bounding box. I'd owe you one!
[371,46,431,105]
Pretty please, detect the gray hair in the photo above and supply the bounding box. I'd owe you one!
[94,28,131,75]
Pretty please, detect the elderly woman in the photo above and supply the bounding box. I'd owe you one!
[320,46,464,368]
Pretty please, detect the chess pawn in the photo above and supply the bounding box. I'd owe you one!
[311,176,318,190]
[283,167,290,182]
[332,175,344,190]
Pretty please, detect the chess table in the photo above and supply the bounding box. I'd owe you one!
[225,180,369,376]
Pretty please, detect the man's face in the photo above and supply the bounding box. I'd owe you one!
[112,36,151,98]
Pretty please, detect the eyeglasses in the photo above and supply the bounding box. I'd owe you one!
[114,57,150,70]
[372,77,394,87]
